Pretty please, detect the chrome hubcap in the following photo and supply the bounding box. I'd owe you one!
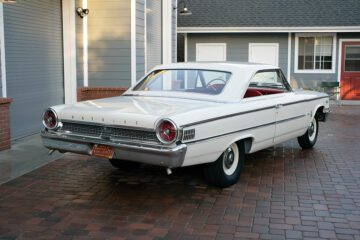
[308,122,315,136]
[224,148,235,169]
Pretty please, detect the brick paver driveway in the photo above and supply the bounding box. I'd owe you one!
[1,106,360,240]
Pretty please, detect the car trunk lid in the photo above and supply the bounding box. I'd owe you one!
[55,96,217,129]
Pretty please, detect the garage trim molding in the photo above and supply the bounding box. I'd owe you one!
[0,3,6,98]
[62,0,77,104]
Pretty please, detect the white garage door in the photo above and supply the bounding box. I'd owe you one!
[196,43,227,62]
[249,43,279,66]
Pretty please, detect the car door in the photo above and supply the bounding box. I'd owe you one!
[242,71,279,152]
[273,70,310,144]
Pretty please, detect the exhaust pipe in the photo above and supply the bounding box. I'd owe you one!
[166,168,172,175]
[48,149,56,156]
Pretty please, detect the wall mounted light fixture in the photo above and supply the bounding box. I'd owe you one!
[176,0,192,16]
[76,7,89,18]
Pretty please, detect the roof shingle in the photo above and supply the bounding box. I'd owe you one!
[178,0,360,27]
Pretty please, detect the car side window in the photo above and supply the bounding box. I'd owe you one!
[244,69,291,98]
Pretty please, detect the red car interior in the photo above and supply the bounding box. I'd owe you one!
[244,87,285,98]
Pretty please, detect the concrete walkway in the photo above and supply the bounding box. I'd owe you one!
[0,134,62,184]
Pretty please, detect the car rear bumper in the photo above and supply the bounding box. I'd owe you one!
[41,130,187,168]
[317,107,330,122]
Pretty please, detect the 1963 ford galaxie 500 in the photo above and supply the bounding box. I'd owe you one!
[41,62,329,187]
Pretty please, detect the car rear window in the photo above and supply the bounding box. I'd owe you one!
[133,69,232,95]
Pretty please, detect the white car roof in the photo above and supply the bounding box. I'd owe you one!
[152,62,278,73]
[127,62,280,102]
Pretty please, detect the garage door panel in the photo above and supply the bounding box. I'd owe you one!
[4,0,64,139]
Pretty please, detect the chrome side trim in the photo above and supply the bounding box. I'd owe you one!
[181,105,275,128]
[181,96,328,128]
[282,96,329,106]
[186,114,306,145]
[276,114,306,124]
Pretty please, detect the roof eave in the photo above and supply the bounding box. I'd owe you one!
[177,26,360,33]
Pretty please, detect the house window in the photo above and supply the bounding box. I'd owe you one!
[295,34,336,73]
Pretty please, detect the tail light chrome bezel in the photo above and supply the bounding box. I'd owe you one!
[42,108,59,130]
[155,118,179,144]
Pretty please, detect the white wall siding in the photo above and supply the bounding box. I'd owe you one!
[75,0,84,87]
[86,0,132,87]
[172,0,177,63]
[4,0,64,138]
[146,0,162,71]
[136,0,146,80]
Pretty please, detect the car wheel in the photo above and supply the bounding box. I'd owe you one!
[109,159,141,170]
[297,117,319,149]
[203,142,245,188]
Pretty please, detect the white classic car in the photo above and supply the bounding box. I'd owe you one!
[41,62,329,187]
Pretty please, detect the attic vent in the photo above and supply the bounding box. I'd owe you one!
[183,129,195,141]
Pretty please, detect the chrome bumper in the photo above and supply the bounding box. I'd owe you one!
[41,130,187,168]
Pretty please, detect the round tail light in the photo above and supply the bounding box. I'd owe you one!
[156,119,178,144]
[43,108,58,130]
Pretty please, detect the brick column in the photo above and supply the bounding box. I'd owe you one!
[77,87,128,101]
[0,98,13,151]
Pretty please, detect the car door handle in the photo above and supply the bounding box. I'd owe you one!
[275,104,283,109]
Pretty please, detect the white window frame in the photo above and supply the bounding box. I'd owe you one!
[196,43,227,62]
[294,33,337,74]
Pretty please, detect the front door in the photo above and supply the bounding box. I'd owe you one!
[341,41,360,100]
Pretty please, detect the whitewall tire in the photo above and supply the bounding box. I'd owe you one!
[203,142,245,188]
[297,117,319,149]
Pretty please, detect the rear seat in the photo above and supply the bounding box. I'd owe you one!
[244,89,263,98]
[244,88,285,98]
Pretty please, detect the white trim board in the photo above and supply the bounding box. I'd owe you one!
[0,3,6,98]
[144,0,147,73]
[178,26,360,33]
[294,33,337,74]
[162,0,172,64]
[287,33,291,82]
[337,38,360,86]
[131,0,136,85]
[184,33,188,62]
[82,0,88,87]
[174,0,178,62]
[62,0,77,104]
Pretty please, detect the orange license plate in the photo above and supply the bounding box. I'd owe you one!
[92,144,114,159]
